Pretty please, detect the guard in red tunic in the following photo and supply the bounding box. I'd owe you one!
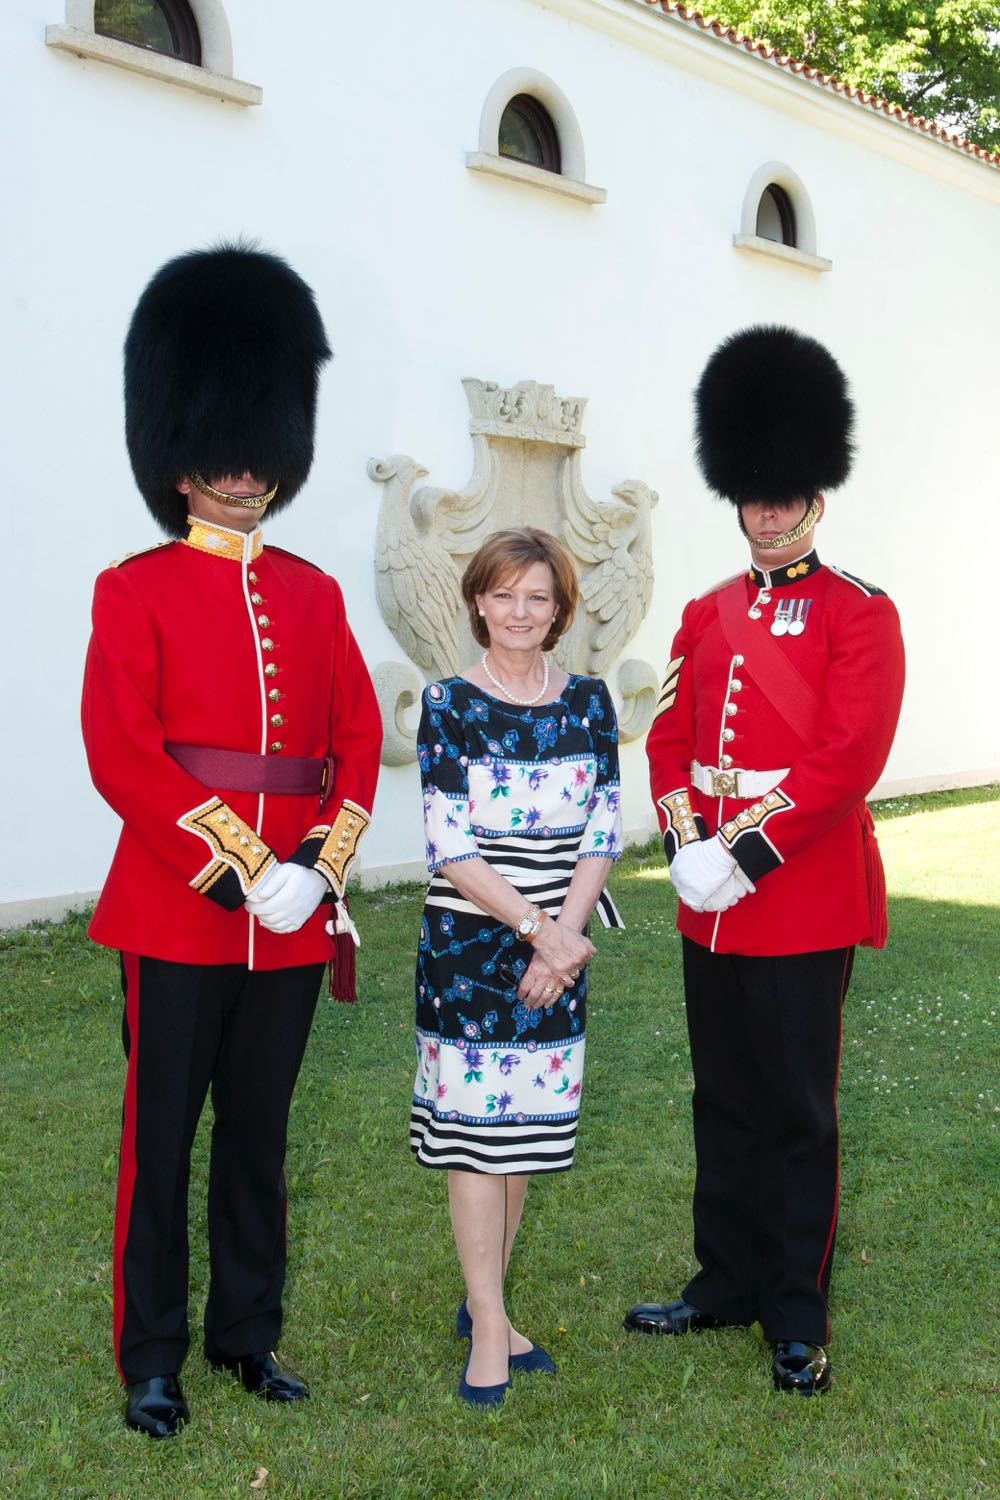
[624,326,905,1394]
[82,245,382,1437]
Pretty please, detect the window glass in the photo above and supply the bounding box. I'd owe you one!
[498,95,561,173]
[756,185,796,246]
[95,0,201,65]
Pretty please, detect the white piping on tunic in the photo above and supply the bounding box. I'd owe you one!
[239,528,268,970]
[711,652,741,955]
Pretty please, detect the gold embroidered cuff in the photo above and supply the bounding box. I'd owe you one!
[657,787,702,852]
[718,788,791,846]
[718,789,792,849]
[180,797,276,897]
[652,656,685,722]
[716,789,791,881]
[312,799,371,898]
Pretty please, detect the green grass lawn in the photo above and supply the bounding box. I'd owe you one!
[1,787,997,1499]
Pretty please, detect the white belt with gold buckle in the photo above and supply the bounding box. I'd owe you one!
[691,760,789,799]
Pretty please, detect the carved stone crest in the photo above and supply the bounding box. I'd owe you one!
[369,378,660,765]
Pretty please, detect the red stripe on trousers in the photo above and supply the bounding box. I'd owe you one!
[113,953,141,1382]
[814,949,851,1340]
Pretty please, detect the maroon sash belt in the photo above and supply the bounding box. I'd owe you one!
[166,742,335,805]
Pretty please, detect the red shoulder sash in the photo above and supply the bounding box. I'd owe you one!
[715,580,820,746]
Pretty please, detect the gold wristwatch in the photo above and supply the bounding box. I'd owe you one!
[516,902,546,942]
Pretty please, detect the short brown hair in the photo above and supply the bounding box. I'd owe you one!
[462,528,579,652]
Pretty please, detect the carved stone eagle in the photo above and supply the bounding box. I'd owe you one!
[369,456,464,679]
[559,476,659,677]
[369,380,661,763]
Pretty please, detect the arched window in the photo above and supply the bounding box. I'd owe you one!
[467,67,605,205]
[95,0,201,65]
[47,0,258,105]
[756,184,796,247]
[498,94,561,175]
[733,162,830,271]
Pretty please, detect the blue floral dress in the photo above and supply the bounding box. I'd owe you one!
[410,675,624,1174]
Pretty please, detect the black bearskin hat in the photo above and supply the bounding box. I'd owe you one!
[694,325,854,506]
[124,242,332,534]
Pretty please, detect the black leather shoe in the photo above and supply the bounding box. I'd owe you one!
[124,1373,188,1438]
[209,1349,310,1402]
[623,1297,741,1335]
[771,1340,831,1395]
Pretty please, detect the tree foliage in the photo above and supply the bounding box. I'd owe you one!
[705,0,1000,153]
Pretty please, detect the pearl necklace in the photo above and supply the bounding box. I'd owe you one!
[482,650,550,706]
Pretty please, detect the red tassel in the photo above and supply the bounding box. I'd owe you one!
[328,899,358,1003]
[859,803,888,949]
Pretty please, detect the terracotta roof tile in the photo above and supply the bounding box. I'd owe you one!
[643,0,1000,172]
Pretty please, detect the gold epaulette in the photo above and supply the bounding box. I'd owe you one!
[109,540,174,568]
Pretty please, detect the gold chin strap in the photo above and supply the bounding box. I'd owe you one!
[738,495,822,551]
[189,471,278,508]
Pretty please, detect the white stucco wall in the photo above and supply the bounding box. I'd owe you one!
[2,0,998,921]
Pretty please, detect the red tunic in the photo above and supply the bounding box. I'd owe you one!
[646,551,905,956]
[82,519,382,969]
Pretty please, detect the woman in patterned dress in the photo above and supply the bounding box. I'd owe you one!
[411,528,624,1405]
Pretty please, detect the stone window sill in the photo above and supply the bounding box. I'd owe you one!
[45,25,262,106]
[732,233,832,272]
[466,151,606,206]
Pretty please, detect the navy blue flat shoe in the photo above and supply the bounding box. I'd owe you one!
[456,1299,555,1374]
[510,1343,556,1375]
[457,1344,510,1409]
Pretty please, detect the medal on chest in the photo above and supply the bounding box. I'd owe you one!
[771,597,812,637]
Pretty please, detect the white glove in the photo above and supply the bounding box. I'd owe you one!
[701,866,757,912]
[249,863,285,904]
[245,862,328,934]
[669,837,740,913]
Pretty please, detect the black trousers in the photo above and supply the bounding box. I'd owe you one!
[114,954,323,1384]
[680,937,854,1344]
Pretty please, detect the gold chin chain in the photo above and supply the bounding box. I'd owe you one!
[189,471,278,508]
[739,495,822,550]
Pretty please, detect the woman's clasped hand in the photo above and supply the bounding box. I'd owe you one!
[518,918,595,1010]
